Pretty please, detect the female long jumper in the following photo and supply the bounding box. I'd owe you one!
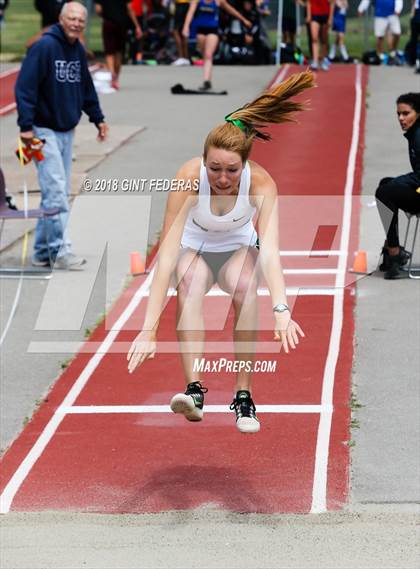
[128,71,315,433]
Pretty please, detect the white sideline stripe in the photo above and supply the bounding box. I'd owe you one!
[0,67,19,114]
[310,65,362,514]
[62,405,331,414]
[271,64,290,86]
[0,102,16,115]
[284,269,340,274]
[0,66,20,79]
[0,271,155,514]
[280,250,344,256]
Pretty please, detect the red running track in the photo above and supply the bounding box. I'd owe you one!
[0,64,367,514]
[0,67,19,116]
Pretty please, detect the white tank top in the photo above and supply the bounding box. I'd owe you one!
[181,160,258,252]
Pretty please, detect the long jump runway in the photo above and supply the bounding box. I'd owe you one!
[0,64,367,514]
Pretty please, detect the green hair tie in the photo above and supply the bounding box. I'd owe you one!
[224,114,247,131]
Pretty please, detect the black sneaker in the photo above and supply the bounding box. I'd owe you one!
[170,381,208,422]
[230,390,260,433]
[198,80,212,92]
[379,247,411,271]
[384,254,407,280]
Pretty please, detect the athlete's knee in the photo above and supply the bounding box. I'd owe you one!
[231,274,258,303]
[177,268,209,298]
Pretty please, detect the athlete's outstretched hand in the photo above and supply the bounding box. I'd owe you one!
[273,312,305,354]
[127,330,157,373]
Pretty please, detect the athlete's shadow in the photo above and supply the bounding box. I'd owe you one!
[120,464,269,513]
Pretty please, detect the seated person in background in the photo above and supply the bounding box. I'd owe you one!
[375,92,420,279]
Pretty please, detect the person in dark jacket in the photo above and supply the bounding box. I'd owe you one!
[375,92,420,279]
[15,2,108,270]
[34,0,69,28]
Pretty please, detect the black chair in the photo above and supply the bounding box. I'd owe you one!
[0,167,59,276]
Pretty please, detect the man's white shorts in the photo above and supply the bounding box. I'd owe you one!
[374,15,401,37]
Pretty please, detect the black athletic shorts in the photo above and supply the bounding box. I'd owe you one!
[282,17,297,33]
[311,14,329,24]
[199,250,236,281]
[102,19,127,55]
[196,26,219,36]
[174,3,189,31]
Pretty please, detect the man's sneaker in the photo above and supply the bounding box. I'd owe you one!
[53,253,86,271]
[230,390,260,433]
[32,256,50,267]
[198,80,212,92]
[379,246,411,271]
[170,381,208,421]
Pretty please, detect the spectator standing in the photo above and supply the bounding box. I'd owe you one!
[358,0,403,63]
[282,0,298,47]
[183,0,251,91]
[95,0,142,89]
[172,0,192,65]
[306,0,334,70]
[15,2,108,270]
[328,0,349,61]
[127,0,145,63]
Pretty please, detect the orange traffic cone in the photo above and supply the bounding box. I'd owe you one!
[352,250,367,273]
[130,251,146,275]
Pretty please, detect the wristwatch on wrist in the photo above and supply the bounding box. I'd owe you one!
[273,303,290,313]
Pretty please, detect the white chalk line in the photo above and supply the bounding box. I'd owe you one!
[280,250,345,256]
[62,404,332,415]
[144,286,339,297]
[271,64,290,87]
[310,64,362,514]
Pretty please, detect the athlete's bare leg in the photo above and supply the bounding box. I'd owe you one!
[218,247,259,392]
[197,33,219,83]
[176,249,214,386]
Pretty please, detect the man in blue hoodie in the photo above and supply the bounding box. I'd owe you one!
[15,1,108,270]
